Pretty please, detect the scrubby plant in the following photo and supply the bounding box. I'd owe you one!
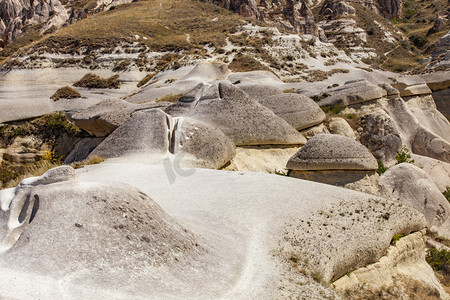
[444,186,450,203]
[274,169,288,176]
[73,73,121,89]
[395,145,415,165]
[391,233,404,245]
[50,86,81,101]
[137,73,157,87]
[426,248,450,272]
[376,160,388,175]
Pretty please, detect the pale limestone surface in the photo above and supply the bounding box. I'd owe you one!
[327,117,356,138]
[287,134,378,171]
[379,163,450,239]
[0,163,432,299]
[333,230,448,299]
[166,82,306,146]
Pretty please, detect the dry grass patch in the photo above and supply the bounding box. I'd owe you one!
[137,73,157,87]
[229,53,270,72]
[51,86,81,100]
[73,73,121,89]
[155,93,182,103]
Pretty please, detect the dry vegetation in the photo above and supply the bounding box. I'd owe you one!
[73,73,121,89]
[51,86,82,100]
[24,0,242,55]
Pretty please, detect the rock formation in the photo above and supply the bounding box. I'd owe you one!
[287,133,378,185]
[379,163,450,239]
[0,0,67,46]
[166,82,306,146]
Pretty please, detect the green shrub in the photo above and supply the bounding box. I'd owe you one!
[444,186,450,203]
[395,146,415,165]
[391,234,403,245]
[376,160,388,175]
[409,34,427,48]
[426,248,450,272]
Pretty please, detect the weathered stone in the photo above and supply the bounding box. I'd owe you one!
[359,109,402,164]
[89,109,169,159]
[257,93,326,130]
[327,117,355,138]
[166,82,306,146]
[71,99,169,137]
[311,79,387,107]
[380,163,450,238]
[286,133,378,171]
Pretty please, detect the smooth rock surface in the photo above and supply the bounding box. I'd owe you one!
[257,93,326,130]
[166,82,306,146]
[287,134,378,171]
[379,163,450,239]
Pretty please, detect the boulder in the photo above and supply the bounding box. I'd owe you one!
[238,84,283,101]
[377,0,403,17]
[381,97,450,163]
[71,99,170,137]
[400,84,432,97]
[89,109,170,159]
[166,82,306,146]
[172,117,236,169]
[287,134,378,171]
[0,167,200,276]
[256,93,326,130]
[310,80,387,107]
[421,71,450,92]
[333,230,447,298]
[327,117,355,138]
[427,16,447,35]
[412,154,450,192]
[359,109,402,165]
[287,134,378,185]
[89,108,235,169]
[379,163,450,239]
[64,137,104,164]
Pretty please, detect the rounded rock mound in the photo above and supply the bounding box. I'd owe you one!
[287,134,378,171]
[0,167,200,273]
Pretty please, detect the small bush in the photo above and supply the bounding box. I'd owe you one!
[73,73,121,89]
[409,34,427,48]
[391,233,403,245]
[228,54,269,72]
[376,160,388,175]
[426,248,450,272]
[444,186,450,203]
[50,86,81,101]
[395,145,414,165]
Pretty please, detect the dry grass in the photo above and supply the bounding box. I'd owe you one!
[0,160,61,189]
[73,73,121,89]
[155,93,182,103]
[51,86,81,100]
[30,0,242,55]
[137,73,157,87]
[71,155,105,169]
[229,53,270,72]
